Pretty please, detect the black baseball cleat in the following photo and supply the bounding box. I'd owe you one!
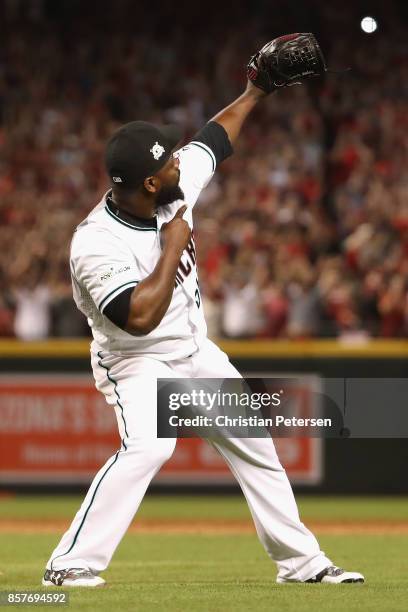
[42,568,105,588]
[277,565,365,584]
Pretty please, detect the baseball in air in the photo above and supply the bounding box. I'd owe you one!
[360,16,377,34]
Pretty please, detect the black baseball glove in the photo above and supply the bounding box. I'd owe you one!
[247,33,326,94]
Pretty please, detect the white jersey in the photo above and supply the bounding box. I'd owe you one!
[70,139,217,359]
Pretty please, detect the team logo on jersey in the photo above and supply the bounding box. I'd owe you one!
[112,176,123,183]
[150,142,165,160]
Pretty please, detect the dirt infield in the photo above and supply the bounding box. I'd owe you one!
[1,518,408,535]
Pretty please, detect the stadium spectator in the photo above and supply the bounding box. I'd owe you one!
[0,0,406,339]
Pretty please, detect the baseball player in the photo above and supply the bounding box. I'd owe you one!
[42,34,364,587]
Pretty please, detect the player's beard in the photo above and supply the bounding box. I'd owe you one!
[155,183,185,209]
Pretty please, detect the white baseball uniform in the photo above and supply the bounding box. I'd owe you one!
[46,123,332,582]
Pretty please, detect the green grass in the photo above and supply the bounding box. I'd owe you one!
[0,494,408,521]
[0,495,407,611]
[1,533,407,612]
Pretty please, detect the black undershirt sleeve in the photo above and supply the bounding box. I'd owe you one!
[103,287,134,330]
[192,121,233,165]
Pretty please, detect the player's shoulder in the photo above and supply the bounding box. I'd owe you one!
[175,140,216,173]
[78,190,109,225]
[175,140,216,195]
[71,192,121,255]
[75,190,119,234]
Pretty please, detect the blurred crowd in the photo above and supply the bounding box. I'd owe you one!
[0,0,407,339]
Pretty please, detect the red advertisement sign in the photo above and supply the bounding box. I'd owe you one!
[0,375,322,485]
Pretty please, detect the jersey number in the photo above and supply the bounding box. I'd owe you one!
[195,280,201,309]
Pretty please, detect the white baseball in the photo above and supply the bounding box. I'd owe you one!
[361,16,377,34]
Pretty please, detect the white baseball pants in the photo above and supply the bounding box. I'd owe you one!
[46,338,331,582]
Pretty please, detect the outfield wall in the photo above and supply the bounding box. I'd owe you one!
[0,339,407,494]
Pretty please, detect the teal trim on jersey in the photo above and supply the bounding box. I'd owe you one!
[105,205,158,231]
[97,351,130,445]
[99,281,139,313]
[189,141,216,172]
[50,449,121,570]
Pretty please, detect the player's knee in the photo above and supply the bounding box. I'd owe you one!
[126,437,176,467]
[150,437,177,465]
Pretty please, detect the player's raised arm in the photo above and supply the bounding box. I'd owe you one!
[211,33,326,146]
[210,82,266,146]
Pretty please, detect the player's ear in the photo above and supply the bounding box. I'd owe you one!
[143,175,159,194]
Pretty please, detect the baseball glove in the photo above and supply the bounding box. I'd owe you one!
[247,33,326,94]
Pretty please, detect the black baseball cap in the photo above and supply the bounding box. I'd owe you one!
[105,121,183,189]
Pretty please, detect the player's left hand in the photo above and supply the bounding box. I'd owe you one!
[247,33,327,94]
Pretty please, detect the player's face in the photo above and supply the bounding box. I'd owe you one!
[154,153,184,209]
